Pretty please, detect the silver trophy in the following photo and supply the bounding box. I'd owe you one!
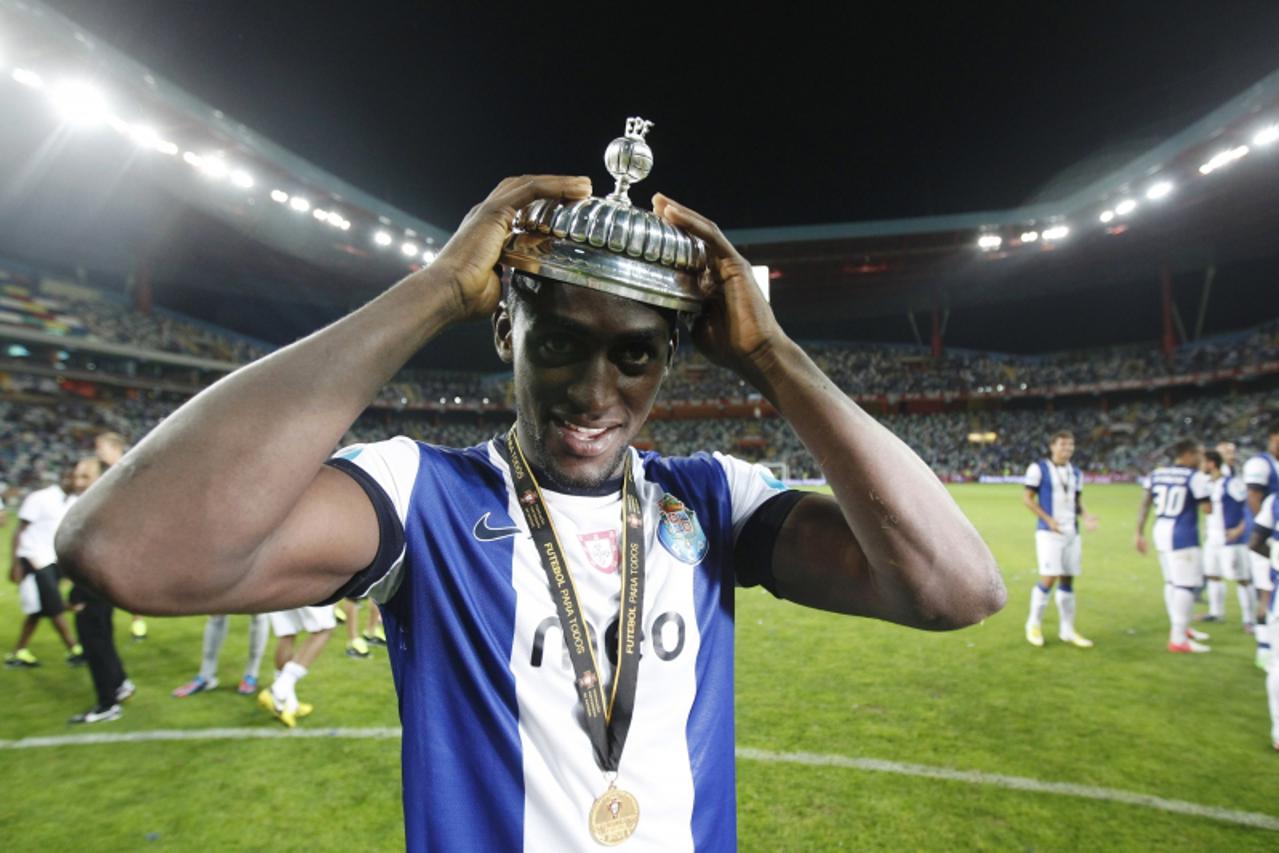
[500,118,707,313]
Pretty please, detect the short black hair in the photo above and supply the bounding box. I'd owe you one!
[1169,439,1200,461]
[1049,430,1074,445]
[1204,449,1223,468]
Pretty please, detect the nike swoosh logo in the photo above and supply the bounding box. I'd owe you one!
[473,512,522,542]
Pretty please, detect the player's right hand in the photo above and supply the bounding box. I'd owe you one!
[1134,533,1148,555]
[431,175,592,322]
[1047,518,1061,534]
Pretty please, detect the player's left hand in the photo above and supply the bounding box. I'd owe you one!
[653,195,786,379]
[1134,532,1148,555]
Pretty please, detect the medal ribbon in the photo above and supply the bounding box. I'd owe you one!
[502,428,645,774]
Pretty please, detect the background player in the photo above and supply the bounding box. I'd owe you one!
[1245,492,1279,750]
[171,614,270,696]
[1242,424,1279,667]
[94,432,148,644]
[1023,430,1099,648]
[1201,450,1255,628]
[258,605,335,727]
[6,465,86,668]
[1136,440,1213,653]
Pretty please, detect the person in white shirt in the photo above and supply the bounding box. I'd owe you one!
[1023,431,1099,648]
[6,466,88,667]
[1200,450,1255,627]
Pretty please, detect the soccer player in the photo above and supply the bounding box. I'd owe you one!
[1201,450,1256,627]
[1246,495,1279,750]
[6,466,86,668]
[1135,440,1213,653]
[257,606,334,727]
[1243,425,1279,667]
[171,614,270,696]
[94,431,147,643]
[59,175,1004,848]
[335,599,371,658]
[1022,430,1099,648]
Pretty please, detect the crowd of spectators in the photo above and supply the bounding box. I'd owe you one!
[63,298,270,364]
[6,387,1277,498]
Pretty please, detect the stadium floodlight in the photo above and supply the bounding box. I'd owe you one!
[482,397,491,405]
[422,249,437,264]
[11,67,42,89]
[230,169,255,189]
[197,155,229,180]
[1020,231,1039,243]
[373,231,393,247]
[289,196,311,213]
[1098,210,1115,223]
[126,123,178,156]
[270,189,289,203]
[453,396,462,404]
[1042,225,1069,241]
[1145,181,1173,201]
[1199,145,1249,174]
[312,208,329,222]
[402,242,419,256]
[1115,199,1138,216]
[976,234,1002,251]
[50,80,111,127]
[1253,125,1279,147]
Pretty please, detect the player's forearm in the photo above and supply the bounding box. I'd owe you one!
[1023,492,1051,524]
[1135,499,1152,535]
[56,268,462,607]
[743,335,1004,627]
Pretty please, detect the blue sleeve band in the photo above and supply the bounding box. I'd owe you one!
[313,458,406,606]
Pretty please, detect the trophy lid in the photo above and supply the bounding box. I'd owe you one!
[500,117,707,314]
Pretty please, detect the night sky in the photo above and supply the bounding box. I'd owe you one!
[39,0,1279,233]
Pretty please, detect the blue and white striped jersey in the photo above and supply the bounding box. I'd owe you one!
[325,437,790,852]
[1243,452,1279,497]
[1024,459,1082,533]
[1206,474,1248,546]
[1148,465,1211,552]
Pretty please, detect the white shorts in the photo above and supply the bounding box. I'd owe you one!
[268,605,337,637]
[1255,549,1276,592]
[17,574,40,616]
[1035,530,1081,576]
[1203,543,1250,582]
[1159,548,1204,588]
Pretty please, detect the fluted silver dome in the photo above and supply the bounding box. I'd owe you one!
[500,117,707,314]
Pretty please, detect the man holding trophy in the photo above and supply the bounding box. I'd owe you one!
[58,119,1003,850]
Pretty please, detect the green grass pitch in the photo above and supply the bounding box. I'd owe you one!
[1,484,1274,851]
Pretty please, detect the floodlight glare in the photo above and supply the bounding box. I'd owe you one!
[1253,125,1279,147]
[422,249,437,263]
[11,67,42,88]
[374,231,393,246]
[1020,231,1039,243]
[312,208,330,223]
[1099,210,1115,223]
[270,189,289,203]
[402,242,419,256]
[1199,145,1250,174]
[976,234,1002,250]
[50,80,110,127]
[1042,225,1070,241]
[1145,181,1173,200]
[289,196,311,212]
[196,155,228,180]
[231,169,254,189]
[1115,199,1138,216]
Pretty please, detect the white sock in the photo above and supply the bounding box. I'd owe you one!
[1163,583,1176,626]
[1238,585,1257,627]
[1207,580,1225,619]
[1055,589,1077,639]
[1027,584,1051,628]
[1267,661,1279,745]
[1170,587,1195,645]
[272,661,307,705]
[245,615,268,680]
[199,615,229,682]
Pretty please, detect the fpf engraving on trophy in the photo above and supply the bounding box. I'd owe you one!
[530,612,687,668]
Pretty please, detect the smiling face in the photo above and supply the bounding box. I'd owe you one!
[1049,434,1075,465]
[495,276,674,491]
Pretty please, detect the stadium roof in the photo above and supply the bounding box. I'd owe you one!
[2,0,1279,361]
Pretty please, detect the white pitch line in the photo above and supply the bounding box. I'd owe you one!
[736,747,1279,832]
[1,729,1274,832]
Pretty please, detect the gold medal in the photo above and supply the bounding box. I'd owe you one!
[588,785,640,846]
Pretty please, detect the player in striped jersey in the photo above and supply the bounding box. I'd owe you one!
[1200,450,1256,628]
[58,175,1005,850]
[1242,424,1279,668]
[1245,493,1279,750]
[1135,441,1213,653]
[1022,430,1099,648]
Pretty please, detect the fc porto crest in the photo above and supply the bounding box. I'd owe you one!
[657,493,708,565]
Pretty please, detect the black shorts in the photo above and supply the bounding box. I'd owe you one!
[22,559,65,617]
